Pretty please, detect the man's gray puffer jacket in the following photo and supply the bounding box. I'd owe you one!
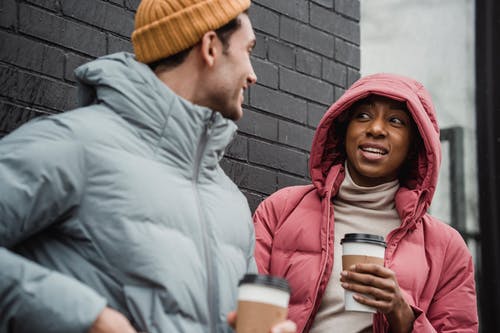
[0,52,256,333]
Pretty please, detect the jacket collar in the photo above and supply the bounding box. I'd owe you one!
[75,52,236,174]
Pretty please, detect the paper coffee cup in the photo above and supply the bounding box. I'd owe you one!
[341,233,386,313]
[236,274,290,333]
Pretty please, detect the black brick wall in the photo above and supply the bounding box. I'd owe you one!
[0,0,360,212]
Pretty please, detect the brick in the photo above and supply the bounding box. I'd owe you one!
[335,38,360,69]
[0,0,16,29]
[19,4,106,57]
[0,101,50,134]
[334,86,346,101]
[125,0,141,11]
[280,16,334,57]
[18,71,78,111]
[278,120,315,151]
[249,84,307,123]
[225,134,248,161]
[347,67,361,87]
[110,0,124,6]
[61,0,134,38]
[252,32,267,59]
[311,4,360,45]
[335,0,360,21]
[312,0,334,9]
[296,48,322,78]
[268,38,294,68]
[0,31,65,79]
[249,139,308,176]
[253,0,308,22]
[249,4,279,37]
[108,34,133,54]
[65,53,92,82]
[236,107,278,141]
[280,67,333,105]
[240,189,264,213]
[220,159,277,195]
[251,57,278,89]
[25,0,59,12]
[277,173,310,189]
[307,102,328,128]
[2,67,79,112]
[322,58,346,87]
[0,65,19,100]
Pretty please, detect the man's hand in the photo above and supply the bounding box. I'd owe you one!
[340,263,415,333]
[226,311,297,333]
[89,307,137,333]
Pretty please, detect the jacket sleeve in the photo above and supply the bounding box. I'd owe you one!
[411,229,479,333]
[252,189,290,274]
[0,119,107,333]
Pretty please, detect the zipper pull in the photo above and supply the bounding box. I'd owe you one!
[206,112,217,135]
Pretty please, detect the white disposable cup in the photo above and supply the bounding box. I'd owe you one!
[341,233,386,313]
[236,274,290,333]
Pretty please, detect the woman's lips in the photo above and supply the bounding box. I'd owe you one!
[358,144,388,161]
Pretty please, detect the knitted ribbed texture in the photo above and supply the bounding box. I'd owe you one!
[132,0,251,64]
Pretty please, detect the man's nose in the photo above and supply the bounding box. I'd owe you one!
[247,67,257,85]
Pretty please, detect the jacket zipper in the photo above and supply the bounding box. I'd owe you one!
[304,189,334,332]
[193,112,217,332]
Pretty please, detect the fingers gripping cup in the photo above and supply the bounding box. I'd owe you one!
[341,233,387,313]
[236,274,291,333]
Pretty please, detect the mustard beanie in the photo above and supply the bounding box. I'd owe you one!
[132,0,251,64]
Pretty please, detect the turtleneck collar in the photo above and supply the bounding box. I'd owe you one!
[334,162,400,211]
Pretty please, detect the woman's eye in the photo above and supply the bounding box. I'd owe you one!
[390,117,405,125]
[355,112,370,119]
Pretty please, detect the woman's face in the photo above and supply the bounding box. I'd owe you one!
[345,95,414,187]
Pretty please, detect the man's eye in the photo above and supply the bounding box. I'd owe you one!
[356,112,370,119]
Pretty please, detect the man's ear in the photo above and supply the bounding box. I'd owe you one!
[200,31,219,67]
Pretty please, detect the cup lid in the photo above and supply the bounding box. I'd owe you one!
[340,233,386,247]
[238,274,290,293]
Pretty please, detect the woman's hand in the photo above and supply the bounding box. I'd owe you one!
[226,311,297,333]
[340,263,415,333]
[89,307,137,333]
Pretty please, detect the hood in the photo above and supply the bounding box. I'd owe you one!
[310,73,441,221]
[73,52,237,169]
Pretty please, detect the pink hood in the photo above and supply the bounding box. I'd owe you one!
[309,73,441,224]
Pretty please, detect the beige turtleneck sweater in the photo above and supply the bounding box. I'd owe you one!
[310,165,401,333]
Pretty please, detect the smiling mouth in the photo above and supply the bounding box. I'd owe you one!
[360,146,388,155]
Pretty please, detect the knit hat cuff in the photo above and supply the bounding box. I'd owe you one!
[132,0,251,64]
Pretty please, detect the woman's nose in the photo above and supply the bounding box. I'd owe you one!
[366,118,387,137]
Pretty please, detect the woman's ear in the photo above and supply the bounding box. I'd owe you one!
[200,31,218,67]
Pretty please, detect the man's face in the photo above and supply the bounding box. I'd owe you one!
[345,95,414,187]
[204,14,257,120]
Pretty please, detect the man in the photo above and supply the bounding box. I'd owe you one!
[0,0,295,332]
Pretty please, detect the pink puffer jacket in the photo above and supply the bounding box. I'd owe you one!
[254,73,478,332]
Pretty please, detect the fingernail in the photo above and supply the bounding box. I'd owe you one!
[341,271,348,277]
[341,282,348,288]
[349,264,356,270]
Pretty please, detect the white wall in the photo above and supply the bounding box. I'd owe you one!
[360,0,477,239]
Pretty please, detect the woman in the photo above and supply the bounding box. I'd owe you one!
[253,73,478,332]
